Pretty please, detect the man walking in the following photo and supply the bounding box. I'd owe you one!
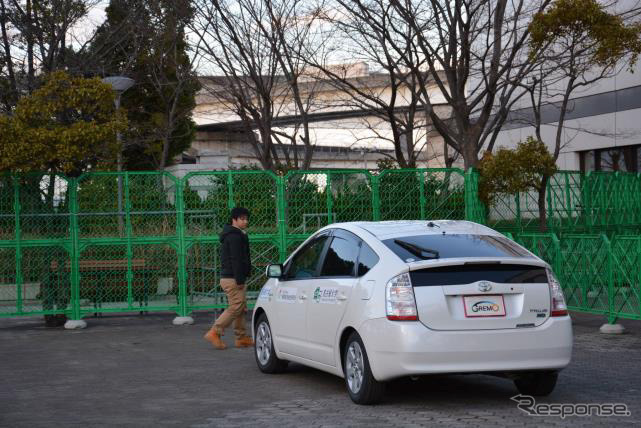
[204,207,254,350]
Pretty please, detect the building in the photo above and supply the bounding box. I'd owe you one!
[173,52,641,176]
[492,64,641,173]
[167,64,453,177]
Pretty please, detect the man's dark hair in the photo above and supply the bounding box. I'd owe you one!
[230,207,250,221]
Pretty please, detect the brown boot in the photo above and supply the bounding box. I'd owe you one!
[204,328,227,350]
[235,336,254,348]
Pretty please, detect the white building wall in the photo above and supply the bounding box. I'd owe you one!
[492,59,641,171]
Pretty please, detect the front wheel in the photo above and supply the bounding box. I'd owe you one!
[514,371,558,396]
[254,313,288,374]
[343,331,385,404]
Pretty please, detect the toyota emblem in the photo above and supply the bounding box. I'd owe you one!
[478,281,492,292]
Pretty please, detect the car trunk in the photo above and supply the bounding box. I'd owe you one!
[409,259,551,331]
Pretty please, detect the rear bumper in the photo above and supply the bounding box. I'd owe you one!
[359,316,573,381]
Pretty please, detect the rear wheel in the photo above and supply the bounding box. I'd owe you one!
[254,313,288,374]
[514,371,558,396]
[343,332,385,404]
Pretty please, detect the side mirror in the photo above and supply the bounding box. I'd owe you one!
[266,264,283,279]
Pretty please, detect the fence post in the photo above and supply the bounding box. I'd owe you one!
[515,193,522,232]
[371,174,380,221]
[563,173,571,230]
[326,172,333,224]
[124,173,133,309]
[638,236,641,321]
[637,173,641,228]
[547,176,555,231]
[173,177,193,325]
[227,171,234,210]
[601,234,616,324]
[583,171,592,232]
[614,172,622,234]
[276,175,287,262]
[64,177,85,328]
[464,169,484,224]
[13,175,23,315]
[464,169,473,221]
[418,171,426,220]
[550,232,562,281]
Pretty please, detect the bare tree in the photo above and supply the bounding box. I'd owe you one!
[250,0,326,170]
[190,0,321,171]
[370,0,554,170]
[306,1,433,168]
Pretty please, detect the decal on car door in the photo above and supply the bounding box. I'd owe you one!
[276,287,298,303]
[312,286,339,304]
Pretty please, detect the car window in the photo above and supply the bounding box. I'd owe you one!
[320,236,359,277]
[382,234,531,261]
[357,242,379,276]
[285,236,329,279]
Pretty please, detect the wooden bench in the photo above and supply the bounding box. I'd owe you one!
[48,259,167,313]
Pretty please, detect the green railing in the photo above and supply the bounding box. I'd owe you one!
[0,168,639,323]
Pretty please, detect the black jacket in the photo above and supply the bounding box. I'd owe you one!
[220,224,252,285]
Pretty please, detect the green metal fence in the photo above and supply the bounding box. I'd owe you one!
[1,168,639,323]
[485,170,641,235]
[514,233,641,323]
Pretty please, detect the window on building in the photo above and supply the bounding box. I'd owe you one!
[580,144,641,173]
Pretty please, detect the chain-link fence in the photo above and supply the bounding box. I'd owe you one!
[0,168,639,323]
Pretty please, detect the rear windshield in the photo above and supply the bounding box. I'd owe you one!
[382,234,531,262]
[410,264,548,286]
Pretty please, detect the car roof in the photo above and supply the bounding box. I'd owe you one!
[328,220,503,240]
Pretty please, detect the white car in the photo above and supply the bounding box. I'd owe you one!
[252,220,572,404]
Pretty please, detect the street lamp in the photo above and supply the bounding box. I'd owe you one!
[102,76,134,236]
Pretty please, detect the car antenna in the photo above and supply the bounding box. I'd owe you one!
[427,221,440,228]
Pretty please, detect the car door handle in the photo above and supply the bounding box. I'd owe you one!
[337,294,347,301]
[299,294,307,300]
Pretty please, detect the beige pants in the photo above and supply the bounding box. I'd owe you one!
[213,278,247,338]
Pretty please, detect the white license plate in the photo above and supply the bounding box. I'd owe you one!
[463,295,506,317]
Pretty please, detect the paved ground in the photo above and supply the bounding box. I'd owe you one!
[1,311,640,427]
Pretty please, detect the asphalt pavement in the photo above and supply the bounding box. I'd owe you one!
[1,311,640,427]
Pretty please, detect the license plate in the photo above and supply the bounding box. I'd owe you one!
[463,295,506,317]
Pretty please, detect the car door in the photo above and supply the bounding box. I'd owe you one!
[305,229,361,367]
[272,233,330,358]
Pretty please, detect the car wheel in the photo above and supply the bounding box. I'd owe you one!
[343,331,385,404]
[514,371,558,396]
[254,313,288,374]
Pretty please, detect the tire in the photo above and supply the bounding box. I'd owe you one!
[514,371,558,396]
[254,313,288,374]
[343,331,385,405]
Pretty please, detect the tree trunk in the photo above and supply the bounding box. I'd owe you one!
[462,142,479,171]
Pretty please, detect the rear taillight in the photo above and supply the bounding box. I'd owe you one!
[547,268,568,317]
[386,273,418,321]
